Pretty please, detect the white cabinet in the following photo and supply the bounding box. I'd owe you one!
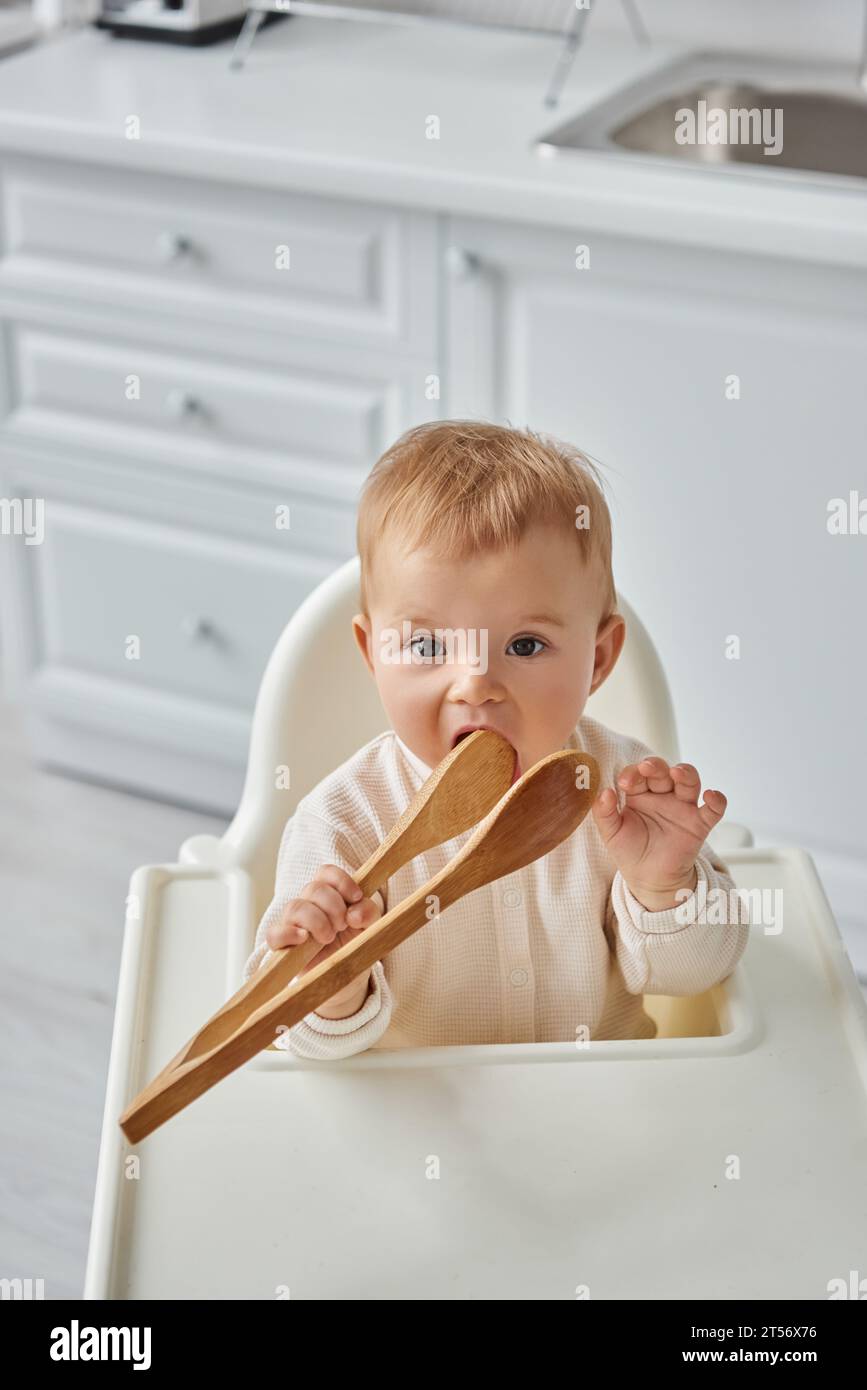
[0,444,353,807]
[444,214,867,864]
[0,155,437,353]
[0,158,441,811]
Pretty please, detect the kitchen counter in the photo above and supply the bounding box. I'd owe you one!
[0,16,865,266]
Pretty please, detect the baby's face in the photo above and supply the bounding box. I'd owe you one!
[353,520,624,782]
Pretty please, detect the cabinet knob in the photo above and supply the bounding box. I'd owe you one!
[165,389,201,419]
[156,231,194,264]
[446,246,482,279]
[181,615,217,643]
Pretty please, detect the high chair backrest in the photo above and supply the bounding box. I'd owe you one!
[223,555,679,912]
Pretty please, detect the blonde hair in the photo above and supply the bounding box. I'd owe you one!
[356,419,617,624]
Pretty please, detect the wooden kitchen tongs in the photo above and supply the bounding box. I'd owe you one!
[119,731,600,1142]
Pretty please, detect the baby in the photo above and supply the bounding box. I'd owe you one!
[243,420,750,1056]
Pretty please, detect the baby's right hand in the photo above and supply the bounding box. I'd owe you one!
[265,864,382,980]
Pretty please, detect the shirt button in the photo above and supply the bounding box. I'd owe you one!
[509,968,528,987]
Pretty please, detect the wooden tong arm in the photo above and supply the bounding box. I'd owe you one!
[118,739,590,1144]
[119,855,459,1143]
[162,728,515,1071]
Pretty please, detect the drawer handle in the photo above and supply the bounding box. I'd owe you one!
[156,231,195,264]
[446,246,482,279]
[165,389,202,420]
[181,615,218,643]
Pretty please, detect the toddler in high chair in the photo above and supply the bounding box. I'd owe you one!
[243,420,750,1056]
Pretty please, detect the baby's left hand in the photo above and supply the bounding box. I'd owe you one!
[591,757,727,912]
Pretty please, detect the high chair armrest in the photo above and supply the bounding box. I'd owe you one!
[86,848,255,1294]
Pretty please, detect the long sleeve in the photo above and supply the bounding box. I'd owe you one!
[609,845,751,997]
[243,803,394,1059]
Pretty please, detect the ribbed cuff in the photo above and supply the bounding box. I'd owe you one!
[618,857,712,935]
[300,961,385,1034]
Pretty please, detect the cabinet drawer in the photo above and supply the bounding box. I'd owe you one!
[26,499,332,727]
[0,155,437,355]
[0,446,357,807]
[8,323,400,470]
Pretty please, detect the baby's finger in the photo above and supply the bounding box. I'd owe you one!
[266,912,298,949]
[618,759,673,795]
[636,756,674,793]
[670,763,701,803]
[345,896,382,929]
[302,882,356,936]
[305,863,364,908]
[617,761,648,795]
[267,900,333,949]
[697,788,727,832]
[591,786,622,844]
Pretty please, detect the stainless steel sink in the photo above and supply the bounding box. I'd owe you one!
[536,52,867,186]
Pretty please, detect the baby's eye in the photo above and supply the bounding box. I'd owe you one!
[507,636,546,658]
[408,632,443,660]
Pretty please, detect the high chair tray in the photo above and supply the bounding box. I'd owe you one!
[85,844,867,1300]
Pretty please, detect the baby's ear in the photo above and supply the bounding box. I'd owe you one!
[589,611,627,694]
[351,613,376,675]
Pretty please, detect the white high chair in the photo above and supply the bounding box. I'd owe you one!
[85,557,867,1300]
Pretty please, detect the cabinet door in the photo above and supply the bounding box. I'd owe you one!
[444,215,867,864]
[0,447,352,811]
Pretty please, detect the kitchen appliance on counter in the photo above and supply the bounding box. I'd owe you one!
[95,0,286,44]
[225,0,648,97]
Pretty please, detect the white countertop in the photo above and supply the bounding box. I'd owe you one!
[0,16,866,265]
